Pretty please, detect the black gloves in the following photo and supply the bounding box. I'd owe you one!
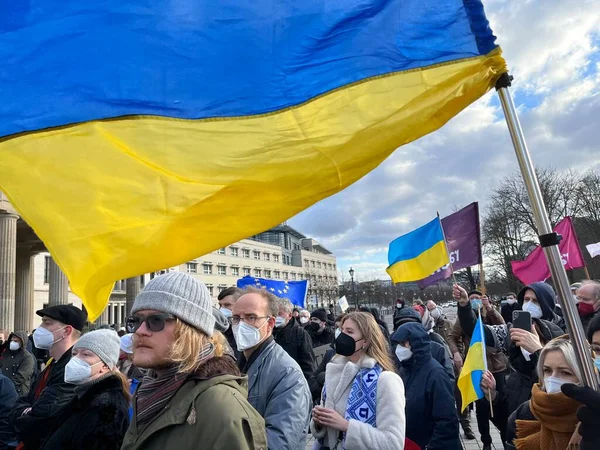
[562,383,600,450]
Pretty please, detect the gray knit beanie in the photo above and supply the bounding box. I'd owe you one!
[132,272,215,337]
[74,329,120,369]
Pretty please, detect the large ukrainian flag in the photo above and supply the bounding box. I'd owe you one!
[386,218,450,282]
[0,1,506,320]
[458,314,488,411]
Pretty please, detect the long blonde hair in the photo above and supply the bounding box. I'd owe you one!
[169,319,227,373]
[341,312,395,372]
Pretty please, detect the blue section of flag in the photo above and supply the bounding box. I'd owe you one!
[236,276,308,308]
[0,0,499,137]
[387,217,446,265]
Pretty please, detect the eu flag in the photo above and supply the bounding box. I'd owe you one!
[237,276,309,308]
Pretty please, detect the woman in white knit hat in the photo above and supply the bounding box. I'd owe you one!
[41,329,130,450]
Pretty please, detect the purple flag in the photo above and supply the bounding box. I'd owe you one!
[417,202,482,289]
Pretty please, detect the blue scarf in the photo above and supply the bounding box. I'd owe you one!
[321,363,382,449]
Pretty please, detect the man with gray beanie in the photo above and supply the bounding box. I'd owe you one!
[121,272,266,450]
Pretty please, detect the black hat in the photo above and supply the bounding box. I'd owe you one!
[36,305,88,331]
[468,289,483,297]
[310,308,328,323]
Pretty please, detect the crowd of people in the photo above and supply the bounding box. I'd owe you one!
[0,273,599,449]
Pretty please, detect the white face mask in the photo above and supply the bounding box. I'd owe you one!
[395,345,413,362]
[233,320,269,351]
[507,297,517,305]
[64,357,102,385]
[33,326,65,350]
[299,317,309,324]
[275,316,286,328]
[334,329,341,339]
[219,307,232,318]
[9,341,21,351]
[544,376,570,394]
[522,301,543,319]
[430,308,441,320]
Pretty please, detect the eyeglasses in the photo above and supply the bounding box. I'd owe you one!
[230,315,270,326]
[126,313,176,333]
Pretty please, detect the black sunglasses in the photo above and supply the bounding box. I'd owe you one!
[126,313,176,333]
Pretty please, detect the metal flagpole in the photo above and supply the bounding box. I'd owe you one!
[495,73,599,390]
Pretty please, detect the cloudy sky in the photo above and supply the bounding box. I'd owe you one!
[289,0,600,281]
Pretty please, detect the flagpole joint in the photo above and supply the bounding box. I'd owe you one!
[539,232,562,248]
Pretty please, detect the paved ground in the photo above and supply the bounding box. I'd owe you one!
[305,310,505,449]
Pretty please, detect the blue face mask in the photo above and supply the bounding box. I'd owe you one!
[471,299,482,311]
[594,356,600,371]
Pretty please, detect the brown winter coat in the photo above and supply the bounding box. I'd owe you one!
[448,309,508,374]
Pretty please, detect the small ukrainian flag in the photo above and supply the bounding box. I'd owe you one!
[386,218,450,283]
[458,314,488,411]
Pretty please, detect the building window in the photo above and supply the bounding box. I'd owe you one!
[242,249,250,258]
[203,264,213,275]
[274,270,281,278]
[304,259,309,269]
[243,268,251,276]
[254,269,262,277]
[264,270,271,278]
[207,285,214,296]
[311,260,316,268]
[186,262,197,274]
[291,273,296,280]
[231,247,239,257]
[333,264,337,270]
[218,265,227,276]
[44,256,51,284]
[264,253,270,261]
[231,267,240,277]
[285,255,291,265]
[273,254,280,263]
[283,272,288,280]
[253,251,261,260]
[317,262,322,269]
[318,276,323,282]
[294,243,300,250]
[217,248,226,255]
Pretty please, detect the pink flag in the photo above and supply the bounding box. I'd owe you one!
[511,217,586,285]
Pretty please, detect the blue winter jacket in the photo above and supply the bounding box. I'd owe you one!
[391,323,460,450]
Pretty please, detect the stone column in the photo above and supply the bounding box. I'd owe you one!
[48,257,69,305]
[126,276,141,316]
[0,213,18,331]
[100,306,110,325]
[116,302,123,328]
[15,249,35,332]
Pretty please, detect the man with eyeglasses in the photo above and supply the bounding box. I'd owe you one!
[121,272,266,450]
[233,286,311,450]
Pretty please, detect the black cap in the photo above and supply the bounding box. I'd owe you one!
[36,305,88,331]
[468,289,483,297]
[310,308,328,323]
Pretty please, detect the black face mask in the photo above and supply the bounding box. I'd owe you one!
[334,332,363,357]
[307,322,320,333]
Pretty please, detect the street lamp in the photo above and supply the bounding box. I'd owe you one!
[349,267,357,309]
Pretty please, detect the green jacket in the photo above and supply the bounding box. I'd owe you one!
[121,373,267,450]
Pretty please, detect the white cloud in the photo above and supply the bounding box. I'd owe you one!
[289,0,600,281]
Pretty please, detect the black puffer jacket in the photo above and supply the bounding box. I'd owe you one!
[10,348,77,449]
[41,374,129,450]
[273,318,316,381]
